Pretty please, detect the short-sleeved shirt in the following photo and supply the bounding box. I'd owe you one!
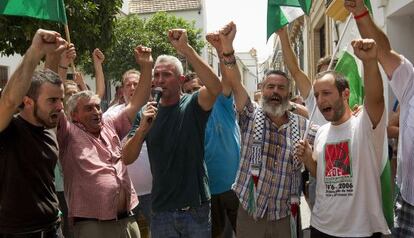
[129,93,211,212]
[58,110,138,220]
[205,93,240,195]
[311,107,390,236]
[0,116,59,233]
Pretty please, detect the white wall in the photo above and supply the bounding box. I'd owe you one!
[386,15,414,63]
[381,0,414,108]
[138,10,204,33]
[0,54,23,78]
[139,9,207,59]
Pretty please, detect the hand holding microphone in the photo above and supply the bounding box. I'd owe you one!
[152,87,163,108]
[140,87,162,131]
[139,101,158,134]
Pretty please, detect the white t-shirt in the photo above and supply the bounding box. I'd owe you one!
[104,104,153,196]
[305,88,329,127]
[105,103,126,118]
[311,107,390,237]
[127,142,152,196]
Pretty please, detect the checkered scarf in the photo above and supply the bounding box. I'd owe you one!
[246,109,301,220]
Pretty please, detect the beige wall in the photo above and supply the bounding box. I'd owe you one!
[304,0,335,81]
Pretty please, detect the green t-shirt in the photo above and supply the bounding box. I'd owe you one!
[129,93,211,212]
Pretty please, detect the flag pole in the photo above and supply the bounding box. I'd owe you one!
[302,14,353,140]
[64,24,77,74]
[328,15,352,70]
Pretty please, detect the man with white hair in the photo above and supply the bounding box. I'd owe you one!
[123,29,222,238]
[231,69,317,238]
[57,46,153,238]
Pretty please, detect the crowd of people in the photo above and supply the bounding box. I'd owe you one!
[0,0,413,237]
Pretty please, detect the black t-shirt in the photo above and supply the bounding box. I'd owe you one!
[129,93,211,212]
[0,116,59,233]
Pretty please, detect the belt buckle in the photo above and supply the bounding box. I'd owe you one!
[116,211,133,221]
[180,206,191,211]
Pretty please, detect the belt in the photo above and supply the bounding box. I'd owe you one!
[0,223,59,238]
[175,206,191,212]
[73,211,134,223]
[174,202,209,212]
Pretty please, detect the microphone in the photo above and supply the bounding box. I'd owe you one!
[153,87,163,107]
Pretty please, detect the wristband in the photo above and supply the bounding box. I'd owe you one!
[354,10,369,20]
[222,50,235,57]
[222,54,236,68]
[59,65,68,70]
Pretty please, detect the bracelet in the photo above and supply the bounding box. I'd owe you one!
[222,50,235,57]
[354,10,369,20]
[222,54,236,68]
[59,65,68,70]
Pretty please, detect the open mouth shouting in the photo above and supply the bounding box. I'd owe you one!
[265,94,283,105]
[91,116,102,125]
[50,113,59,120]
[321,106,333,114]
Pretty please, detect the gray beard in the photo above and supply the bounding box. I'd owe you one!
[261,99,290,118]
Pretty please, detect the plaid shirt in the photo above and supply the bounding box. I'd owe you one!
[233,99,317,221]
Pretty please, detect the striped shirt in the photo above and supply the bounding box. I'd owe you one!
[57,110,138,220]
[389,56,414,205]
[233,99,317,220]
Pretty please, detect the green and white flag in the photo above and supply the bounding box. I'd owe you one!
[380,150,394,228]
[267,0,312,40]
[334,50,364,109]
[0,0,67,24]
[364,0,373,14]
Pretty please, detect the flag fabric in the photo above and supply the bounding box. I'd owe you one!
[0,0,67,24]
[267,0,312,40]
[290,197,299,238]
[247,177,258,219]
[364,0,373,14]
[334,50,364,109]
[380,155,394,228]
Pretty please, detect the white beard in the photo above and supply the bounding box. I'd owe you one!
[261,98,290,118]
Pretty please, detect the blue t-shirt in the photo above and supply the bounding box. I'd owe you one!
[205,93,241,195]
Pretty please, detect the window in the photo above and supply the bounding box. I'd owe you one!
[319,24,326,59]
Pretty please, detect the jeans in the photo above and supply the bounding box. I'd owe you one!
[151,202,211,238]
[133,194,152,226]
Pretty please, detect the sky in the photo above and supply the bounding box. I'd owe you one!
[122,0,275,61]
[204,0,275,62]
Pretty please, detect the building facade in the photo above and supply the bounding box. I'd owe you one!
[264,0,414,107]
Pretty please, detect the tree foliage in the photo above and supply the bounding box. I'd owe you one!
[84,12,205,83]
[0,0,122,58]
